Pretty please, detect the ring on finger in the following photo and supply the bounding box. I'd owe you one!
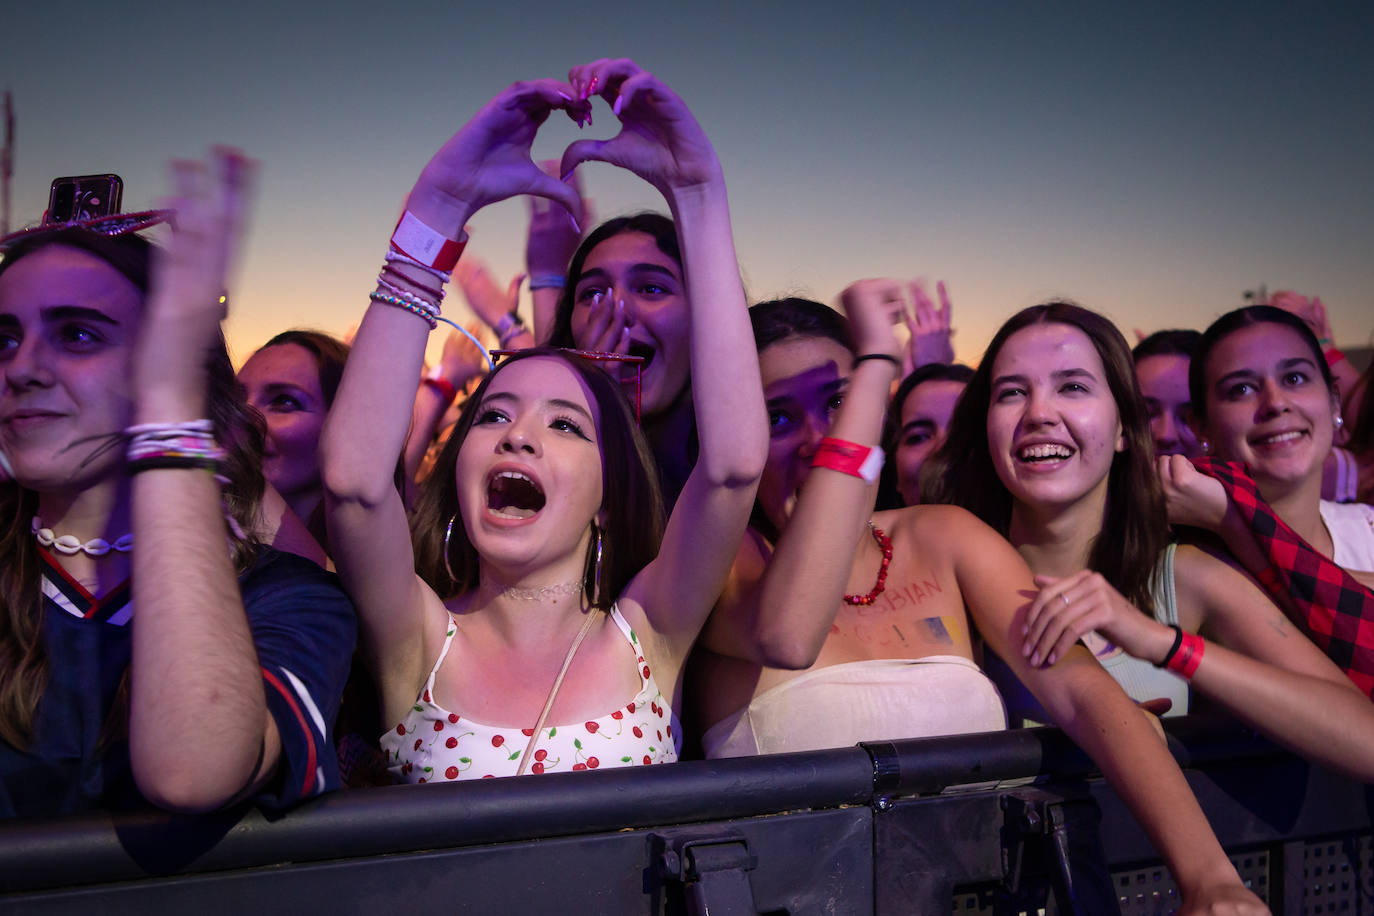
[1060,594,1070,608]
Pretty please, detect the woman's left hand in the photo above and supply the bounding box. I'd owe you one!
[146,148,253,336]
[559,59,722,198]
[136,148,255,407]
[1023,570,1171,667]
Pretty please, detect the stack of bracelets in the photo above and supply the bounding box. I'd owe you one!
[126,420,228,483]
[126,420,245,540]
[373,210,464,331]
[1155,624,1206,680]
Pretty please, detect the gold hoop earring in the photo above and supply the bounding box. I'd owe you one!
[443,514,458,583]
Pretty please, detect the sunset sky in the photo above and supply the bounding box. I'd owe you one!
[7,1,1372,368]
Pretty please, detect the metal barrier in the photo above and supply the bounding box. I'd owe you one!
[0,716,1369,914]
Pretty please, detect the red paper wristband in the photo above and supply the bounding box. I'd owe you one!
[812,438,884,484]
[1165,630,1205,680]
[423,376,459,405]
[1324,345,1347,368]
[391,210,467,273]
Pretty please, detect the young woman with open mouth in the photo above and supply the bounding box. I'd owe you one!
[321,60,766,781]
[918,302,1374,780]
[689,285,1268,914]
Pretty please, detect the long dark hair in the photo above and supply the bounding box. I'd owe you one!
[924,302,1165,612]
[0,229,265,748]
[545,213,682,352]
[409,348,665,610]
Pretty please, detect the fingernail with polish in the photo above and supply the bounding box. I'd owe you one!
[613,94,624,116]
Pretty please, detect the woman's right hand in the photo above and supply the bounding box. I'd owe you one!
[838,278,906,363]
[1158,454,1229,532]
[407,80,587,240]
[1177,880,1269,915]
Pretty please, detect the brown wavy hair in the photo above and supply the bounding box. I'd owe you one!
[923,302,1166,612]
[409,347,665,609]
[0,229,265,749]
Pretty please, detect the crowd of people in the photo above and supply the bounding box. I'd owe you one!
[3,59,1373,914]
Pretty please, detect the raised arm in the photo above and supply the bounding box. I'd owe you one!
[948,511,1267,915]
[560,59,767,650]
[701,279,902,668]
[127,150,279,811]
[321,80,584,692]
[526,159,590,343]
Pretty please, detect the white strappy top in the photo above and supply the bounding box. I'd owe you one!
[380,606,680,780]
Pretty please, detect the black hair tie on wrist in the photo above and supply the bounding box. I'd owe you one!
[1155,624,1185,669]
[853,353,901,369]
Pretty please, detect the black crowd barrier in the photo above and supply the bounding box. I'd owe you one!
[1,715,1370,914]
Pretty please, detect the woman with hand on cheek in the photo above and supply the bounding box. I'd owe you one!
[321,60,766,781]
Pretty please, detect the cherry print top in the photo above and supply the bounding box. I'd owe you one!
[381,606,680,781]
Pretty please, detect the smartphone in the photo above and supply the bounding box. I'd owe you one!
[46,174,123,223]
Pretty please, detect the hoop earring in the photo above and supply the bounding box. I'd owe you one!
[443,514,458,583]
[591,524,604,607]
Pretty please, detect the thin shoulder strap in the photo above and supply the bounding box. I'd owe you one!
[607,603,637,645]
[424,617,461,692]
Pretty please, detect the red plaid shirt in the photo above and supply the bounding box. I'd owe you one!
[1192,457,1374,698]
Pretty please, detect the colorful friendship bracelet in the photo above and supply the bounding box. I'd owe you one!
[370,291,440,329]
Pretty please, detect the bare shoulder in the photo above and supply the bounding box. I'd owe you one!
[878,504,991,553]
[1171,542,1277,634]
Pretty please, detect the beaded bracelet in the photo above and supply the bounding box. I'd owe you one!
[369,291,439,329]
[127,455,224,476]
[376,274,443,311]
[377,272,444,306]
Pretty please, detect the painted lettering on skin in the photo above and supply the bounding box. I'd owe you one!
[879,575,944,614]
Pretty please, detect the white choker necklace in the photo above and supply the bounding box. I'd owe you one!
[32,517,133,557]
[485,580,584,602]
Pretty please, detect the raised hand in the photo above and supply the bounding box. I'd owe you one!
[903,279,955,372]
[136,148,255,410]
[526,159,590,278]
[560,59,722,198]
[1269,289,1334,343]
[839,278,906,363]
[437,322,491,390]
[408,80,586,239]
[454,257,524,330]
[1158,454,1229,531]
[574,289,631,355]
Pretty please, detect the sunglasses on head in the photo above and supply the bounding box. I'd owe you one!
[489,348,646,423]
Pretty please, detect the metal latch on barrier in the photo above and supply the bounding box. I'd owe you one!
[1001,788,1121,916]
[655,828,761,916]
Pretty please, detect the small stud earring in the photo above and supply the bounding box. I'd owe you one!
[1201,440,1211,454]
[1336,414,1344,430]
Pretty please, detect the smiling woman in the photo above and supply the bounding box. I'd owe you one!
[238,329,349,547]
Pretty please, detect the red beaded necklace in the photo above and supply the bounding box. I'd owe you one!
[844,522,893,606]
